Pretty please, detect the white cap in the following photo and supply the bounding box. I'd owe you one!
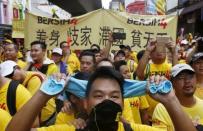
[181,39,189,45]
[171,64,194,78]
[0,60,17,77]
[52,48,62,55]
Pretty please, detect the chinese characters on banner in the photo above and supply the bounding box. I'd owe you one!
[24,9,177,51]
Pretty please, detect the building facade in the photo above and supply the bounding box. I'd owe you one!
[178,0,203,36]
[167,0,203,36]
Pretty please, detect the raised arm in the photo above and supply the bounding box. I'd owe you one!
[166,39,178,66]
[7,74,67,131]
[149,76,196,131]
[6,91,51,131]
[186,43,197,63]
[136,41,155,80]
[102,33,113,59]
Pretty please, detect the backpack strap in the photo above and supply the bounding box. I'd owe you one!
[7,80,20,116]
[39,64,49,75]
[123,122,133,131]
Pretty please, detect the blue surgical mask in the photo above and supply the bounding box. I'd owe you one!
[40,76,65,96]
[64,77,172,99]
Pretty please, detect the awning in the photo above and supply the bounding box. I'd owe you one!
[179,1,203,15]
[48,0,102,16]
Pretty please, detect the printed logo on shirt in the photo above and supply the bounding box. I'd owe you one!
[149,70,170,79]
[130,100,140,108]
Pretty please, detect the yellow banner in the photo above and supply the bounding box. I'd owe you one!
[24,9,177,51]
[12,19,25,38]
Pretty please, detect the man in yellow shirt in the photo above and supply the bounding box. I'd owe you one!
[1,60,56,126]
[136,38,178,120]
[0,62,39,127]
[56,72,134,124]
[152,63,203,130]
[27,41,58,76]
[0,66,31,114]
[190,52,203,99]
[7,67,196,131]
[4,43,27,69]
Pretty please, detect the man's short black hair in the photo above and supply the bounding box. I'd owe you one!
[90,44,100,51]
[115,50,125,57]
[79,50,96,64]
[31,41,47,50]
[86,66,124,98]
[119,45,126,50]
[96,58,114,68]
[124,45,131,51]
[91,48,100,54]
[114,60,127,71]
[74,71,90,80]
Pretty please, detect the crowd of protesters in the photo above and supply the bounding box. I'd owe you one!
[0,32,203,131]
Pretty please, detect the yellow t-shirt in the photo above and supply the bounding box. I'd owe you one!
[195,85,203,100]
[17,51,23,59]
[146,95,159,121]
[128,96,149,123]
[127,60,137,73]
[62,53,80,75]
[37,122,162,131]
[17,59,27,69]
[122,99,134,123]
[0,80,31,113]
[46,63,58,76]
[0,108,11,131]
[22,71,56,122]
[130,51,138,63]
[152,98,203,131]
[55,112,75,124]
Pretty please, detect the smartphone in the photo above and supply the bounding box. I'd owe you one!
[156,36,170,52]
[156,36,171,44]
[112,32,126,40]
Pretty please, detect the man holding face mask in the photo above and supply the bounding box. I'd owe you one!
[6,67,196,131]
